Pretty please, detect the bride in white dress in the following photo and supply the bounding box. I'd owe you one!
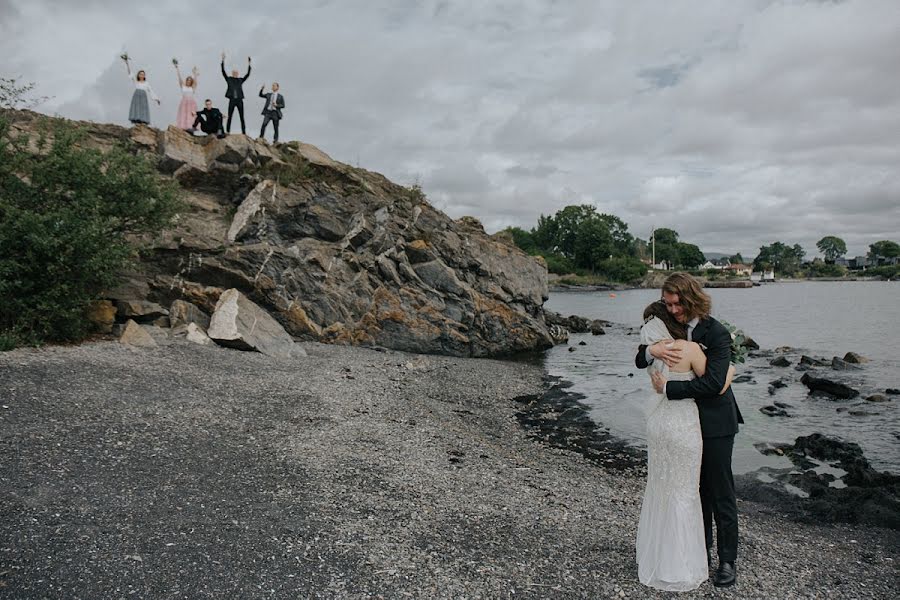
[635,304,734,592]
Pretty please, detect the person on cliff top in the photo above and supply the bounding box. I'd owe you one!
[173,60,199,132]
[122,53,160,125]
[220,51,251,135]
[258,82,285,144]
[192,99,226,138]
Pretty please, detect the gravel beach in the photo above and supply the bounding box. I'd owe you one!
[1,339,897,598]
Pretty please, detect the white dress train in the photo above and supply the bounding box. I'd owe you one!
[636,369,707,591]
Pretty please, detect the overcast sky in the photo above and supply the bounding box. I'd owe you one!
[3,0,898,258]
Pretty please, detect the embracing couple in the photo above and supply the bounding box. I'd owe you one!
[634,272,744,591]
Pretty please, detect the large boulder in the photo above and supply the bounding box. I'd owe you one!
[800,373,859,399]
[207,288,304,359]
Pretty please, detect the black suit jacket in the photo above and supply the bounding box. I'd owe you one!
[192,108,223,132]
[259,91,285,119]
[636,316,744,438]
[221,62,251,100]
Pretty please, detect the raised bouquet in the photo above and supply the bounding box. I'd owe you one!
[172,57,179,66]
[120,52,130,62]
[720,320,748,364]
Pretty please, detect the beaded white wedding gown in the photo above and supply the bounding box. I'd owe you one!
[636,321,707,591]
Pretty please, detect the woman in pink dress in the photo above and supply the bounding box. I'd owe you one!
[174,62,199,131]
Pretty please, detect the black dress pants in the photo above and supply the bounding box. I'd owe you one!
[260,111,280,142]
[226,99,245,134]
[700,434,738,562]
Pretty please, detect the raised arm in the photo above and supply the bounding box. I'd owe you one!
[175,64,184,87]
[191,66,199,89]
[242,57,252,82]
[259,86,267,99]
[124,57,133,81]
[666,322,731,401]
[220,52,227,79]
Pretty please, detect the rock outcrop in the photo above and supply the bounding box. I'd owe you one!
[7,110,552,357]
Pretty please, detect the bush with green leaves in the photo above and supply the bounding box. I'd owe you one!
[596,256,648,283]
[0,115,181,347]
[541,252,577,275]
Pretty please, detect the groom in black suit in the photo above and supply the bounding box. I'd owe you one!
[635,272,743,588]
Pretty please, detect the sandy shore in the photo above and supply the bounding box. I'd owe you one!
[1,339,897,598]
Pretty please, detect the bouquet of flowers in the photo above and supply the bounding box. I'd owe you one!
[720,320,748,364]
[172,57,179,67]
[120,52,130,62]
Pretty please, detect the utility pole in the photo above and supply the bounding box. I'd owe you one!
[651,227,655,267]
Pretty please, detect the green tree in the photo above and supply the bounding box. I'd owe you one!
[816,236,847,262]
[0,116,182,346]
[573,216,614,271]
[504,226,537,254]
[869,240,900,259]
[597,257,648,282]
[728,253,744,264]
[676,242,706,269]
[753,242,805,275]
[651,228,680,265]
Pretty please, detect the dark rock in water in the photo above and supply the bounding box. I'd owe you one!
[831,357,861,371]
[774,346,793,353]
[741,336,760,350]
[773,401,792,409]
[760,405,790,417]
[734,374,754,384]
[578,340,587,346]
[544,310,596,335]
[568,346,576,352]
[800,355,828,367]
[770,356,791,367]
[865,394,889,403]
[794,364,814,372]
[886,388,900,395]
[800,373,859,399]
[848,409,879,417]
[590,320,606,335]
[768,378,788,395]
[753,441,789,456]
[843,352,869,364]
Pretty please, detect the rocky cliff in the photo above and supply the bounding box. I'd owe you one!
[6,110,552,357]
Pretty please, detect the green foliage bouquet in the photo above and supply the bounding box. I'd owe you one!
[720,320,748,364]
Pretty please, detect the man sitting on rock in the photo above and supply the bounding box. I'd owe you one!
[192,99,226,138]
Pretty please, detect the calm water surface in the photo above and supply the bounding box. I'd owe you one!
[544,281,900,475]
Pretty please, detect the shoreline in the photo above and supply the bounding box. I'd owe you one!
[549,276,893,293]
[1,340,897,597]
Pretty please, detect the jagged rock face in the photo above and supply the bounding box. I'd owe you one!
[1,110,551,358]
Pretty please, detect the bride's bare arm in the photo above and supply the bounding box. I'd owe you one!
[720,364,736,395]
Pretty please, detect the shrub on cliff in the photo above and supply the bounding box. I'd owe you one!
[0,115,181,347]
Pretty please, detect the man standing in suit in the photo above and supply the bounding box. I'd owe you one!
[635,272,743,588]
[192,99,226,138]
[220,52,251,135]
[258,82,285,143]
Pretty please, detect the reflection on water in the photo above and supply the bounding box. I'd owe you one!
[544,282,900,475]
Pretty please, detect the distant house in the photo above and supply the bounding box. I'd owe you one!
[726,263,752,276]
[752,270,775,282]
[763,269,775,281]
[700,260,721,270]
[652,260,671,270]
[834,257,850,268]
[849,256,870,270]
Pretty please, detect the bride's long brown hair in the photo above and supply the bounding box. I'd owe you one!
[643,301,687,340]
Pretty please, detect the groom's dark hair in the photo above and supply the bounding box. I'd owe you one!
[643,301,687,339]
[662,272,712,321]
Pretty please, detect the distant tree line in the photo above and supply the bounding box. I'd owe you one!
[504,205,708,282]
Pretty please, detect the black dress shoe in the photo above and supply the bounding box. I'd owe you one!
[713,561,736,587]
